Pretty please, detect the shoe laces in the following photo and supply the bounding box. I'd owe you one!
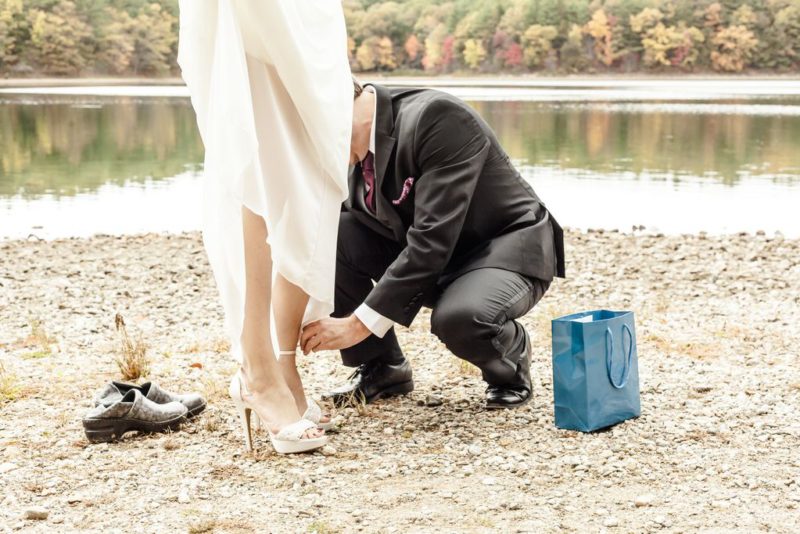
[348,360,379,382]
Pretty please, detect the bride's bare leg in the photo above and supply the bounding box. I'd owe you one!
[273,274,331,423]
[240,206,322,438]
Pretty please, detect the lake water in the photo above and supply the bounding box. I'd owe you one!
[1,80,799,239]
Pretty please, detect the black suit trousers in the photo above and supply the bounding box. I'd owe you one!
[334,213,550,385]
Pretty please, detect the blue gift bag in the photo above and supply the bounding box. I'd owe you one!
[551,310,641,432]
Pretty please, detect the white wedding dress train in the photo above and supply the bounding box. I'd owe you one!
[177,0,353,361]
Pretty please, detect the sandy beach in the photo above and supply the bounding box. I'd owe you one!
[1,229,799,533]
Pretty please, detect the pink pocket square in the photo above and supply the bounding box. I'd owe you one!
[392,177,415,205]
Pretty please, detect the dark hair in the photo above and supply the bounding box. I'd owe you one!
[353,76,363,99]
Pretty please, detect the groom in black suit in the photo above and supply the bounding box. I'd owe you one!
[300,80,565,409]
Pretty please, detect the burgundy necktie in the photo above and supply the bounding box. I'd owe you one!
[362,152,376,213]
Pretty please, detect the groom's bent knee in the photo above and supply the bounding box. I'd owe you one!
[430,303,494,362]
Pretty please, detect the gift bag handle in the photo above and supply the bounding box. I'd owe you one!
[605,324,633,389]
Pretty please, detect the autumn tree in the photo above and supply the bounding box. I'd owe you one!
[28,1,93,75]
[422,23,448,72]
[522,24,557,69]
[710,24,758,71]
[462,39,487,70]
[3,0,800,77]
[95,7,135,74]
[584,8,616,67]
[404,34,423,68]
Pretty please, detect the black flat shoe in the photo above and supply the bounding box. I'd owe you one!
[94,381,206,418]
[485,329,532,410]
[323,357,414,407]
[82,389,188,443]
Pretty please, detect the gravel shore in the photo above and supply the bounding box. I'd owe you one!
[1,229,798,533]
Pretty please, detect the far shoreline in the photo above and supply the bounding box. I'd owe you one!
[3,73,800,89]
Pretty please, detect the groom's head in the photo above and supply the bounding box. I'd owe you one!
[349,77,374,166]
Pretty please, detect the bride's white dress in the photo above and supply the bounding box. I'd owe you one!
[177,1,353,360]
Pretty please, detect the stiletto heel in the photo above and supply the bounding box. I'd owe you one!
[229,372,254,451]
[228,369,326,454]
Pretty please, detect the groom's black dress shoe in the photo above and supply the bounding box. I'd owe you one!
[486,330,532,410]
[324,357,414,406]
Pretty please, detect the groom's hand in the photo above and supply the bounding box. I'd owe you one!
[300,315,371,354]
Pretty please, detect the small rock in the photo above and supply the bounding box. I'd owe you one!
[634,494,655,507]
[467,444,482,456]
[603,517,619,528]
[178,489,190,504]
[320,445,337,457]
[23,507,49,520]
[424,395,443,407]
[0,462,18,474]
[383,427,394,435]
[481,477,497,486]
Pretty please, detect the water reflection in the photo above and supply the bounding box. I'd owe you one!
[0,96,203,197]
[0,90,799,238]
[471,99,800,186]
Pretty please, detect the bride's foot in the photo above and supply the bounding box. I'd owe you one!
[279,350,334,429]
[229,369,324,453]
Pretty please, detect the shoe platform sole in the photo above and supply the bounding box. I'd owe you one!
[82,414,187,443]
[485,393,533,410]
[366,380,415,403]
[328,379,415,407]
[270,435,327,455]
[187,402,207,418]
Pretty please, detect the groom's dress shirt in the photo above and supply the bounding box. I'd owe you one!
[353,88,396,338]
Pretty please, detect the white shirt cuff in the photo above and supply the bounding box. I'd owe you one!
[354,304,395,338]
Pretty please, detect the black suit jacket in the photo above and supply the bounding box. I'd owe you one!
[344,84,565,327]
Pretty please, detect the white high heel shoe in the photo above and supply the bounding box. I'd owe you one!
[252,399,334,432]
[228,370,326,454]
[268,349,335,431]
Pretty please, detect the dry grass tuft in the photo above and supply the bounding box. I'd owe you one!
[337,389,369,416]
[0,360,22,404]
[162,434,180,451]
[114,313,150,380]
[200,412,221,433]
[308,520,337,534]
[200,375,228,404]
[187,519,216,534]
[20,317,57,358]
[184,337,231,355]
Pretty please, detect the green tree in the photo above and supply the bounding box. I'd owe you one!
[129,3,176,75]
[560,23,590,72]
[0,0,27,67]
[773,3,800,67]
[95,7,135,74]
